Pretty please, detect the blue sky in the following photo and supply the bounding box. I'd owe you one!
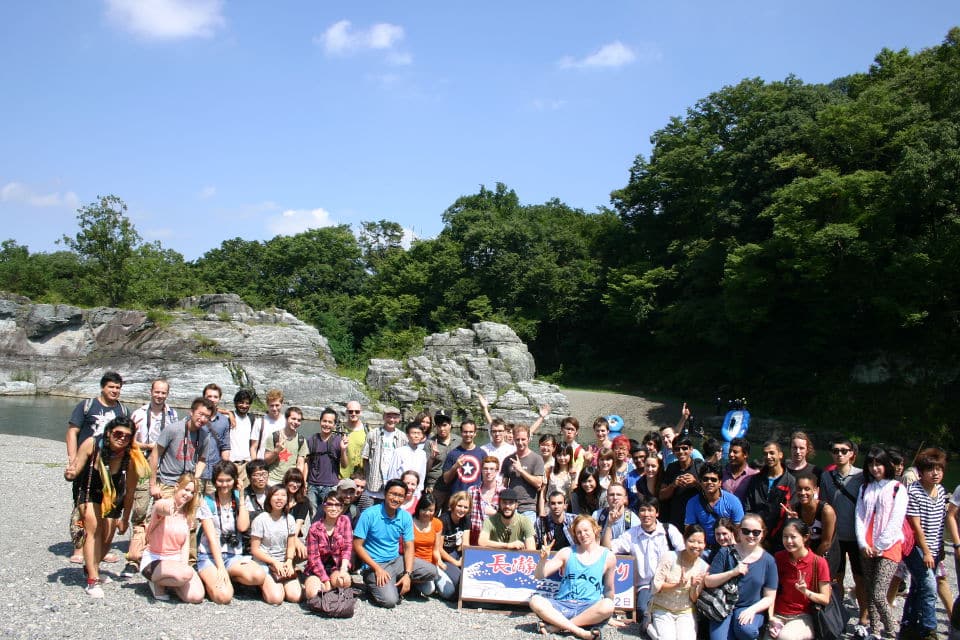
[1,1,957,260]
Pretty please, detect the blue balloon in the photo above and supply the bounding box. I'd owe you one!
[606,414,624,433]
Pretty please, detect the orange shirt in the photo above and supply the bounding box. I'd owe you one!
[413,517,443,563]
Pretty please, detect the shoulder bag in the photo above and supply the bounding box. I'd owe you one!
[307,587,356,618]
[695,546,741,622]
[811,555,850,640]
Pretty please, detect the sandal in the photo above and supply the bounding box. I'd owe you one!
[102,552,120,563]
[69,554,84,564]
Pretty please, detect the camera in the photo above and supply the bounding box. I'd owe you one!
[220,532,240,547]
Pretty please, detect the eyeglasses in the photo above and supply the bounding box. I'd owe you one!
[740,528,763,538]
[831,448,851,455]
[251,471,269,477]
[110,431,132,440]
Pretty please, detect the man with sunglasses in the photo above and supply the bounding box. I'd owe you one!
[340,401,366,479]
[685,462,744,549]
[659,435,703,531]
[819,439,868,635]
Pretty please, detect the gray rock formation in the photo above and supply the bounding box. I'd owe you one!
[366,322,569,428]
[0,294,570,428]
[0,293,369,418]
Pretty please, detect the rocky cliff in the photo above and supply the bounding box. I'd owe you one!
[0,293,368,417]
[0,293,568,427]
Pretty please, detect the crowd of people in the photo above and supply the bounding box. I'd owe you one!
[64,372,956,640]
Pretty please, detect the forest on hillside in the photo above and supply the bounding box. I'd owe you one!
[2,29,958,446]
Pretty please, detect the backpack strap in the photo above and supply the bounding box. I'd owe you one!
[830,470,858,504]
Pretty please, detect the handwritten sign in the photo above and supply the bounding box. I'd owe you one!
[459,546,635,614]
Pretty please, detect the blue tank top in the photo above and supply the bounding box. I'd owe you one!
[556,548,609,602]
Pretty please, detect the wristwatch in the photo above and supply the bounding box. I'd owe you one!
[399,570,410,578]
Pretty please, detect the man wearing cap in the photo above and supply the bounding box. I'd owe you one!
[361,406,408,503]
[424,409,460,506]
[477,488,535,550]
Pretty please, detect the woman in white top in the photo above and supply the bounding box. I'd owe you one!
[651,524,709,640]
[855,446,907,640]
[250,484,302,604]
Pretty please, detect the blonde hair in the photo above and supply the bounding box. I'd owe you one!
[571,514,601,540]
[265,389,284,404]
[174,472,202,526]
[448,491,471,513]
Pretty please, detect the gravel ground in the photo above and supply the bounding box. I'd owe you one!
[3,429,957,639]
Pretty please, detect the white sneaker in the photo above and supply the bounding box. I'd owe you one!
[148,581,170,601]
[853,624,869,639]
[85,583,104,598]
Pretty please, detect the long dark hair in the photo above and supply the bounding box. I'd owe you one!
[573,467,602,514]
[282,467,307,503]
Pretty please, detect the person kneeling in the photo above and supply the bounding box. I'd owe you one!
[529,515,615,640]
[353,478,438,608]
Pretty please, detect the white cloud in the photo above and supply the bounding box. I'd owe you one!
[559,40,658,70]
[531,98,567,112]
[1,182,79,208]
[104,0,225,40]
[199,185,217,199]
[315,19,412,65]
[267,207,336,236]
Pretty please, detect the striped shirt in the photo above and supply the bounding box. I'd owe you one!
[906,481,947,555]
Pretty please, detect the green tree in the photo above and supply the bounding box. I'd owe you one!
[59,195,141,306]
[359,220,405,273]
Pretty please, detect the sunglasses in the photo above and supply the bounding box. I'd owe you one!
[701,477,720,483]
[110,431,132,440]
[675,445,692,451]
[831,448,851,455]
[740,528,763,538]
[347,410,361,414]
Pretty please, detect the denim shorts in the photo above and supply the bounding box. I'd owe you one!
[547,598,596,620]
[197,551,250,572]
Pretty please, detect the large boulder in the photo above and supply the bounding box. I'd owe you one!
[366,322,569,427]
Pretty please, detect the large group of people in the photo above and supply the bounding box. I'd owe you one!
[64,372,957,640]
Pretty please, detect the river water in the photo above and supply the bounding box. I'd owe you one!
[0,395,82,443]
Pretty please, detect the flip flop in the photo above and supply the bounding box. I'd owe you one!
[69,554,84,564]
[102,552,120,563]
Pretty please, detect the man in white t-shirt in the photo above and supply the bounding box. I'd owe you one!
[249,388,285,460]
[481,418,516,467]
[227,388,256,488]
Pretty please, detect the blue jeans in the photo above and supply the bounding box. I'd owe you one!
[901,545,938,632]
[708,606,765,640]
[307,484,337,517]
